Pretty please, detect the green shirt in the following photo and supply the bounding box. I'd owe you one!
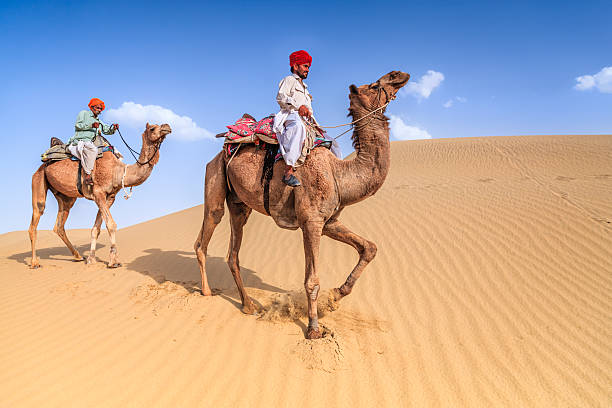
[68,110,116,145]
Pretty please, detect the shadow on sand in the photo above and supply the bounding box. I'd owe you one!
[126,248,286,311]
[8,244,104,266]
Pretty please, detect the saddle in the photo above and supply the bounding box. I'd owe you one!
[220,113,332,215]
[41,136,117,163]
[220,113,331,157]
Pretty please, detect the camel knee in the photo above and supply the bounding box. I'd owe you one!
[209,207,224,224]
[106,221,117,233]
[91,227,100,239]
[194,238,202,253]
[226,253,239,272]
[304,278,321,296]
[361,241,377,262]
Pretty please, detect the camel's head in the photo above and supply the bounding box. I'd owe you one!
[349,71,410,112]
[144,123,172,144]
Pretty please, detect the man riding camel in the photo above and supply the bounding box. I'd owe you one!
[67,98,119,185]
[273,50,340,187]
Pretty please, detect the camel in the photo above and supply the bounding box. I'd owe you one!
[194,71,410,339]
[29,123,172,268]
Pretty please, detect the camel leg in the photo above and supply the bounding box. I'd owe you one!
[302,220,325,339]
[226,200,255,314]
[52,193,82,262]
[29,167,48,268]
[194,153,227,296]
[322,218,377,300]
[87,195,115,265]
[93,193,121,268]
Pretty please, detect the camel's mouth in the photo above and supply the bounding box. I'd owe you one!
[160,124,172,137]
[380,71,410,96]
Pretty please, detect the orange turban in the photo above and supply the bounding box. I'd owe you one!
[289,50,312,67]
[88,98,105,110]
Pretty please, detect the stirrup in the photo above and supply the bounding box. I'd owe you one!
[283,174,301,187]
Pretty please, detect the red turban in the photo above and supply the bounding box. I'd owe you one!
[289,50,312,67]
[88,98,105,110]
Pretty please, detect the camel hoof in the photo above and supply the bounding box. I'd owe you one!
[306,327,323,340]
[72,256,84,262]
[201,288,213,296]
[331,287,344,301]
[30,263,41,269]
[107,263,122,269]
[86,257,96,265]
[241,303,257,315]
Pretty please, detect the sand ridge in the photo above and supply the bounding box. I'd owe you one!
[1,134,611,407]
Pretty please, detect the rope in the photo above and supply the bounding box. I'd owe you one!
[320,88,395,140]
[225,143,242,192]
[121,165,133,200]
[117,128,161,166]
[320,100,391,129]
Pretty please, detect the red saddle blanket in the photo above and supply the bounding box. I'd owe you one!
[224,115,277,142]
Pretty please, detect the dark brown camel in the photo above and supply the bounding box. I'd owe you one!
[194,71,410,339]
[29,123,172,268]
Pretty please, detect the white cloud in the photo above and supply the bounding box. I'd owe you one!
[443,96,467,108]
[574,66,612,93]
[105,102,214,141]
[402,70,444,99]
[389,115,432,140]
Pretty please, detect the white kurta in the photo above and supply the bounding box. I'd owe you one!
[273,74,340,167]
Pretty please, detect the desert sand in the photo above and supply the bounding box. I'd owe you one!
[1,134,611,407]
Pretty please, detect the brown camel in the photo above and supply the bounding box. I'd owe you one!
[194,71,410,339]
[29,123,172,268]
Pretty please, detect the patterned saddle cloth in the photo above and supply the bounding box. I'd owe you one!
[220,113,331,158]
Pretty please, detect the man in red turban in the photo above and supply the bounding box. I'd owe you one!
[88,98,105,111]
[271,50,332,186]
[289,50,312,67]
[67,98,119,185]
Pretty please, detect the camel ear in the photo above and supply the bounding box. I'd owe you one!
[349,84,359,94]
[146,122,150,130]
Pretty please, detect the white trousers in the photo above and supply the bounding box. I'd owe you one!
[274,111,342,167]
[68,141,97,174]
[276,112,307,167]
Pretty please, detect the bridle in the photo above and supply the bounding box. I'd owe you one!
[325,82,394,140]
[117,127,164,166]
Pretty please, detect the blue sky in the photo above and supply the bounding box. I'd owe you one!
[1,0,610,233]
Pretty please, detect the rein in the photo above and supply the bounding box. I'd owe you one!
[324,86,394,140]
[115,127,163,200]
[117,128,162,166]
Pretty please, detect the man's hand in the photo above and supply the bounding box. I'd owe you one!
[91,122,100,129]
[112,124,119,130]
[298,105,310,118]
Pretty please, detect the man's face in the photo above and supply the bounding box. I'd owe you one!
[293,63,310,79]
[90,105,103,116]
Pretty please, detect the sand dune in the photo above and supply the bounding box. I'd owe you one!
[1,134,611,407]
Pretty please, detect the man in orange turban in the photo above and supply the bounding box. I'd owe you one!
[272,50,340,187]
[67,98,119,185]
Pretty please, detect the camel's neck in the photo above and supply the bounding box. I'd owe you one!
[122,137,160,188]
[335,105,390,206]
